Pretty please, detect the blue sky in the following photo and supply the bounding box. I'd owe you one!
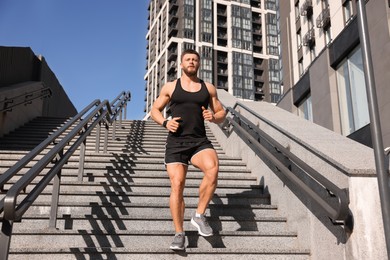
[0,0,149,120]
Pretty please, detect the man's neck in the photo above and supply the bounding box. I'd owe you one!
[181,74,199,84]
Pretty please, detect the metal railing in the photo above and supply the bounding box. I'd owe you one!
[223,102,352,227]
[0,85,52,113]
[0,91,130,260]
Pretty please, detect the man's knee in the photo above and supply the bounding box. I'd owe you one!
[203,158,219,173]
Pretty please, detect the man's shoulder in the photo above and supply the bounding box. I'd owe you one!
[202,81,217,93]
[160,80,177,96]
[163,79,177,88]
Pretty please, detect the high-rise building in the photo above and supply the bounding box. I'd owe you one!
[277,0,390,148]
[144,0,282,117]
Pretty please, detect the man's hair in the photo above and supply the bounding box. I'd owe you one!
[181,49,200,61]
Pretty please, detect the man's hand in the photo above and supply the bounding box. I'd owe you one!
[202,106,215,122]
[166,117,181,132]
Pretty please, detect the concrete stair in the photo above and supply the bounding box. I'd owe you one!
[0,117,310,259]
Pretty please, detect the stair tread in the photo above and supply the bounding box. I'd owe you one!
[9,246,311,254]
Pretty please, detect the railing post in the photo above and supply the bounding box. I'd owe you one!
[356,1,390,258]
[0,220,13,260]
[103,124,109,153]
[95,122,101,153]
[78,139,86,182]
[119,109,123,129]
[49,149,62,229]
[113,118,117,141]
[124,103,127,120]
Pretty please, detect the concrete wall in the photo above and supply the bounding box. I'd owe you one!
[0,82,45,136]
[209,89,388,260]
[0,46,77,137]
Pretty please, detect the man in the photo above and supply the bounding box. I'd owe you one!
[150,49,226,250]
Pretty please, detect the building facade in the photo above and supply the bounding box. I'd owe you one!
[277,0,390,148]
[144,0,282,117]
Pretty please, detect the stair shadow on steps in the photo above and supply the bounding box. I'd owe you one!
[212,193,259,231]
[187,230,226,248]
[122,121,149,154]
[187,192,259,249]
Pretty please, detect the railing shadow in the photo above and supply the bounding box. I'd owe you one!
[71,121,148,259]
[187,189,260,249]
[122,121,149,155]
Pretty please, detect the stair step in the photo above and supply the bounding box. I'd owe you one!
[15,215,287,233]
[23,202,278,218]
[8,248,310,260]
[15,189,270,205]
[10,229,304,252]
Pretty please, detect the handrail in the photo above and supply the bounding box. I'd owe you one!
[0,90,130,260]
[0,86,52,113]
[224,103,352,227]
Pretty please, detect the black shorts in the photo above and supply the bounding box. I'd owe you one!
[165,138,214,165]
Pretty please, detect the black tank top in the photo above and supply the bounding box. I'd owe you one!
[168,78,210,141]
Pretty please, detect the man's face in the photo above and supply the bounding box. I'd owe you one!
[181,53,200,77]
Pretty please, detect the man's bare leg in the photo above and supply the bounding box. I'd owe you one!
[166,163,188,232]
[191,148,219,214]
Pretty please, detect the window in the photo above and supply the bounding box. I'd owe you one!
[202,0,212,9]
[337,47,369,135]
[183,42,194,50]
[298,58,304,76]
[297,29,302,48]
[295,2,300,21]
[184,19,193,29]
[202,21,212,33]
[266,0,277,11]
[343,0,353,24]
[324,28,331,45]
[298,95,313,121]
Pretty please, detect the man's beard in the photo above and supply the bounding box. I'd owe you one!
[183,67,198,77]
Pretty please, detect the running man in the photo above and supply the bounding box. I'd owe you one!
[150,49,226,250]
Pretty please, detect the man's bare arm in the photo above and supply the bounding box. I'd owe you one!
[150,81,181,132]
[204,83,226,124]
[150,83,171,126]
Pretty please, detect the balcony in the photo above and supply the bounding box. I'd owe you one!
[316,7,331,30]
[251,0,261,8]
[303,28,315,48]
[252,13,261,24]
[217,18,227,28]
[169,15,178,26]
[217,31,227,39]
[167,61,176,74]
[169,1,178,13]
[253,38,262,48]
[253,27,262,36]
[217,80,228,90]
[217,57,227,64]
[168,25,178,37]
[217,6,227,16]
[254,74,264,83]
[167,49,177,62]
[300,0,313,18]
[217,68,228,76]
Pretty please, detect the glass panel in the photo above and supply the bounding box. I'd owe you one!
[337,47,369,135]
[349,48,369,130]
[298,95,313,121]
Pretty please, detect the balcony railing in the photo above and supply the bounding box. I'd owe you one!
[300,0,313,17]
[303,28,315,48]
[316,7,331,30]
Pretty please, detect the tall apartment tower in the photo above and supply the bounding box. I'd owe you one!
[144,0,281,117]
[277,0,390,148]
